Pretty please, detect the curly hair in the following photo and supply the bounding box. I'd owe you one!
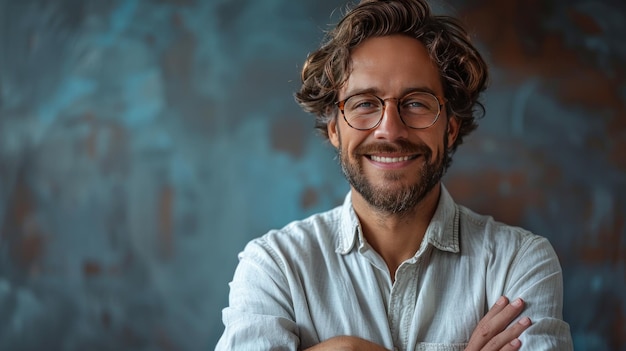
[294,0,488,154]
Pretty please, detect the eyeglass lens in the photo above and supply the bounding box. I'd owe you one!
[342,92,440,130]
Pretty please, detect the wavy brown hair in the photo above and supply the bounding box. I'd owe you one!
[295,0,488,155]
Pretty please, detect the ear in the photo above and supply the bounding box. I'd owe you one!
[327,116,340,149]
[446,115,460,148]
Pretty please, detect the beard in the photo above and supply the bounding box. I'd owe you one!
[338,135,450,216]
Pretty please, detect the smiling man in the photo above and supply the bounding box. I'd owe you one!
[216,1,573,350]
[328,34,459,283]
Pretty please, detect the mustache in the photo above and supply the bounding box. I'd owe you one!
[355,140,431,156]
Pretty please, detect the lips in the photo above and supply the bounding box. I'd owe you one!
[369,155,416,163]
[357,140,428,165]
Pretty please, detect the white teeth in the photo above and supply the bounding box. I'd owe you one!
[370,155,412,163]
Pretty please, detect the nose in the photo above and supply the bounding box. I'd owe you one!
[372,100,409,140]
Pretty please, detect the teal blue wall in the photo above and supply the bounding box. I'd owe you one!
[1,0,624,350]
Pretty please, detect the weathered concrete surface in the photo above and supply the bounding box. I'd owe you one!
[0,0,624,349]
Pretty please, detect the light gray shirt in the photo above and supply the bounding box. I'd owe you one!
[216,186,573,350]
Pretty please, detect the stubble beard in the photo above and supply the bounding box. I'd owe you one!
[338,136,450,216]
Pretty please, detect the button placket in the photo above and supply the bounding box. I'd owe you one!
[388,262,418,351]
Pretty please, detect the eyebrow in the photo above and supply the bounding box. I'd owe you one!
[342,86,440,99]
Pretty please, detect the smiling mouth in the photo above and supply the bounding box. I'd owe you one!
[369,155,418,163]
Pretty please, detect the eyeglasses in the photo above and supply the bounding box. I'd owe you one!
[336,91,446,130]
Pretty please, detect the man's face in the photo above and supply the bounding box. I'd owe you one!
[327,34,459,215]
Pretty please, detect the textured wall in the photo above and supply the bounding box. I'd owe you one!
[0,0,624,350]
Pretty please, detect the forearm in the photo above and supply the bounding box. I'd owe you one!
[304,336,390,351]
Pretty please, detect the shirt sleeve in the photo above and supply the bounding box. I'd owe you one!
[503,235,573,350]
[215,238,300,351]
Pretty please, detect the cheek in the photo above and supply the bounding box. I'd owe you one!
[424,129,449,160]
[337,126,367,154]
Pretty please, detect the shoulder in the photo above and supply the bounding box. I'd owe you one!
[456,203,564,291]
[240,205,344,268]
[457,204,555,259]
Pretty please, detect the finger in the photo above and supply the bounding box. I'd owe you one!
[466,297,509,350]
[477,298,524,338]
[498,338,522,351]
[482,296,509,322]
[483,298,525,336]
[466,297,526,350]
[485,317,531,350]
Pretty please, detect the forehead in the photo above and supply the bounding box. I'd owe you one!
[342,34,443,98]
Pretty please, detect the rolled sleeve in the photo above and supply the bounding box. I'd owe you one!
[216,239,300,351]
[505,236,573,350]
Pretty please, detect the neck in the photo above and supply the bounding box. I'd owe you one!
[352,183,442,280]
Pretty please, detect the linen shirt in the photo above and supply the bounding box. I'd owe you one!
[216,186,573,350]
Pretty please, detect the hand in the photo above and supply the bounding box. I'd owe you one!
[465,296,532,351]
[304,336,390,351]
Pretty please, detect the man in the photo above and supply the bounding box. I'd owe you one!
[216,0,573,350]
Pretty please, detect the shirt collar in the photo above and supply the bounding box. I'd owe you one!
[336,185,460,255]
[336,192,360,254]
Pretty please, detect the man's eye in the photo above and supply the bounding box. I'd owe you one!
[403,99,434,113]
[348,98,380,111]
[406,101,426,108]
[355,101,375,108]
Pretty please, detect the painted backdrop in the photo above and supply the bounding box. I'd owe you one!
[0,0,624,350]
